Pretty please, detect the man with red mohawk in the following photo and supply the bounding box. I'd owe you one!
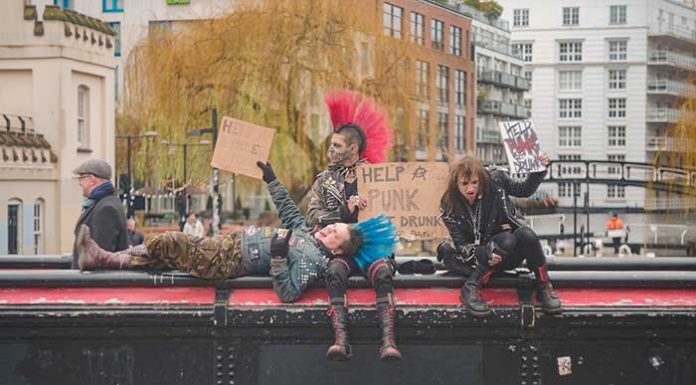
[306,90,401,362]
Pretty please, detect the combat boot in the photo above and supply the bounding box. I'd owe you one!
[376,294,402,362]
[326,298,352,361]
[532,264,562,315]
[461,263,493,317]
[77,225,133,270]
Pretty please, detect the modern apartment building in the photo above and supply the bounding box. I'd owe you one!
[453,1,530,164]
[500,0,696,209]
[380,0,477,161]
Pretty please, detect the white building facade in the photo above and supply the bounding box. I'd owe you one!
[1,1,116,254]
[499,0,696,210]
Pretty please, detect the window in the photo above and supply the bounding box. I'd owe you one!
[513,9,529,27]
[608,126,626,147]
[416,60,429,98]
[450,26,462,56]
[455,70,467,107]
[431,19,444,50]
[33,199,44,255]
[7,199,22,255]
[607,154,626,198]
[103,0,123,12]
[438,113,449,149]
[410,12,424,45]
[524,70,532,90]
[53,0,74,9]
[383,3,403,38]
[608,69,626,89]
[559,70,582,91]
[559,41,582,62]
[608,98,626,118]
[417,109,429,150]
[77,86,89,148]
[437,65,449,104]
[524,98,532,110]
[558,182,581,198]
[563,7,580,26]
[559,98,582,119]
[513,43,533,62]
[608,39,627,61]
[610,5,627,24]
[455,115,465,151]
[558,126,582,147]
[108,22,121,57]
[558,154,581,198]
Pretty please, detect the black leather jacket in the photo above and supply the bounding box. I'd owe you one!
[440,168,546,263]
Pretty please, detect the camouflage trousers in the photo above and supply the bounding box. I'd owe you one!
[129,231,245,280]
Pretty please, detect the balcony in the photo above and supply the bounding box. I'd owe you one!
[477,100,531,119]
[472,34,522,59]
[649,23,696,45]
[648,50,696,72]
[646,136,688,152]
[646,108,680,123]
[476,128,501,144]
[647,79,696,98]
[478,70,531,91]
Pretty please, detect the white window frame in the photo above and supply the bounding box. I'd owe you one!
[559,41,582,62]
[558,126,582,148]
[608,125,626,147]
[562,7,580,26]
[559,70,582,91]
[33,199,44,255]
[608,69,626,90]
[608,39,627,61]
[610,5,627,24]
[513,9,529,27]
[607,154,626,198]
[77,85,89,148]
[608,98,626,118]
[559,98,582,119]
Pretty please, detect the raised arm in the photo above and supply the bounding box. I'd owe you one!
[258,162,307,230]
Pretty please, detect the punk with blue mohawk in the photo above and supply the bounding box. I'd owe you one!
[350,214,397,273]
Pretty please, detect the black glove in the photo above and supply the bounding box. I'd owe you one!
[436,241,457,262]
[256,161,277,184]
[270,229,293,259]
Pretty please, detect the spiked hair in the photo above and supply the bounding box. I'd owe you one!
[324,90,393,164]
[344,214,398,273]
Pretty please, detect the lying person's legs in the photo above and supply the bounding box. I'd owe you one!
[77,225,245,280]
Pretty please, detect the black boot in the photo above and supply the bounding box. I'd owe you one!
[532,265,562,315]
[326,299,351,361]
[376,294,402,362]
[460,263,493,317]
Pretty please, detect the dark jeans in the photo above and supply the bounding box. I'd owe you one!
[475,227,547,271]
[326,256,394,304]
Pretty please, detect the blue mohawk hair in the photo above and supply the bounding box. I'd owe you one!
[352,214,397,273]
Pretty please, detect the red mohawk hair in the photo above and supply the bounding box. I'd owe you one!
[324,90,392,164]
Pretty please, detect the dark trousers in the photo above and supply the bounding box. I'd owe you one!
[326,256,394,305]
[475,227,547,271]
[612,237,621,254]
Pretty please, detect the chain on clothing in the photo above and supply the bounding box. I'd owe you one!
[132,231,244,280]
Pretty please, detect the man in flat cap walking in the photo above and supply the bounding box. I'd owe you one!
[72,159,128,267]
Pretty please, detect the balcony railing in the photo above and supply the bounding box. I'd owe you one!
[472,34,522,59]
[649,23,696,45]
[646,136,685,152]
[478,70,531,91]
[476,128,501,143]
[648,50,696,71]
[477,100,531,119]
[647,79,696,98]
[646,108,681,123]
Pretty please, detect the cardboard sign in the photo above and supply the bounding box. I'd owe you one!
[211,117,275,179]
[499,120,545,175]
[357,162,449,240]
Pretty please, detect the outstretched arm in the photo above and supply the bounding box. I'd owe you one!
[258,162,307,230]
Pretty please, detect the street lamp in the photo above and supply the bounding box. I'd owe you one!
[188,108,221,235]
[116,130,158,218]
[160,139,212,230]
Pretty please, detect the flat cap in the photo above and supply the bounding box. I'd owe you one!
[73,159,112,180]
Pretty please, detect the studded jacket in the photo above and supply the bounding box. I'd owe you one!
[305,163,360,228]
[440,168,547,264]
[241,179,328,302]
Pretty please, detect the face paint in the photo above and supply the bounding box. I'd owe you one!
[328,134,352,165]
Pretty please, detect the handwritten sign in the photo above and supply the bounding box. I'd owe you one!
[357,162,449,240]
[211,117,275,179]
[499,120,545,175]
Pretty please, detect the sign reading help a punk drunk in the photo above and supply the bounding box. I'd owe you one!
[211,117,275,180]
[357,162,449,240]
[499,119,545,175]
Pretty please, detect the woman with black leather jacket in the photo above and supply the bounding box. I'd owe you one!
[438,154,561,317]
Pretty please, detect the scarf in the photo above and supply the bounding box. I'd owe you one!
[81,181,115,213]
